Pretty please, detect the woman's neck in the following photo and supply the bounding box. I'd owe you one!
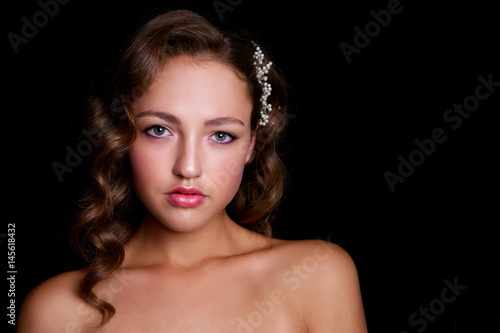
[122,210,266,271]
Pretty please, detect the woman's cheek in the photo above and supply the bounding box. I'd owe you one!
[203,150,246,200]
[129,140,167,196]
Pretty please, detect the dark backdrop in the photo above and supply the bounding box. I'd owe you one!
[4,0,499,332]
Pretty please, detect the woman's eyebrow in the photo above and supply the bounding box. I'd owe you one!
[136,110,181,125]
[204,117,245,127]
[137,111,245,127]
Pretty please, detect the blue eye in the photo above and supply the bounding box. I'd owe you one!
[144,125,172,138]
[209,131,236,144]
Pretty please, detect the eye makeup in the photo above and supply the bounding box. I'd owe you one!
[143,125,173,138]
[142,125,238,145]
[208,131,238,144]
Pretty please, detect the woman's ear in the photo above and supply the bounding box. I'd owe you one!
[245,129,258,164]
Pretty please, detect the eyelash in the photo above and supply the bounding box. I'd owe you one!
[142,125,237,144]
[210,131,238,144]
[143,125,173,138]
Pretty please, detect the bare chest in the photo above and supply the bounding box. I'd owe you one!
[87,265,306,332]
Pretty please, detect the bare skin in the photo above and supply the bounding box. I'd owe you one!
[17,229,366,332]
[17,57,367,332]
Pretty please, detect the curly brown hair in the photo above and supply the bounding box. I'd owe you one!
[70,9,289,324]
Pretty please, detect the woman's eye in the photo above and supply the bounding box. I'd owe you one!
[209,131,236,144]
[145,125,172,138]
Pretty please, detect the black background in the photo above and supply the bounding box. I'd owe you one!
[4,0,499,332]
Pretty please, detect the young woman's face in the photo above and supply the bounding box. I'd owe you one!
[129,56,255,232]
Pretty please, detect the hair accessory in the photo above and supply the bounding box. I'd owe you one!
[252,42,273,126]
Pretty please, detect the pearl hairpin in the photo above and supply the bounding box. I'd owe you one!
[252,42,273,126]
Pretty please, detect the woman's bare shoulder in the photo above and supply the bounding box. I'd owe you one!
[268,237,349,264]
[272,238,359,287]
[254,237,355,293]
[17,269,99,332]
[269,238,368,332]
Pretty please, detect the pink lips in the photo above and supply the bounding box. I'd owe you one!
[165,186,206,208]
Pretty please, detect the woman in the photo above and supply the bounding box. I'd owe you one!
[18,9,367,332]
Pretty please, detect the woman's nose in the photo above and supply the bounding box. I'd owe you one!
[172,136,202,179]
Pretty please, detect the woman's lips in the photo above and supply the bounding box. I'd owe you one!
[165,187,206,208]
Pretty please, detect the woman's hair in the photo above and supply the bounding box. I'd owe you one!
[70,9,288,324]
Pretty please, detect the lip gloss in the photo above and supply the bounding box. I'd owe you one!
[165,187,206,208]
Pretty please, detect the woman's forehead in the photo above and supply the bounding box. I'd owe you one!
[133,56,253,123]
